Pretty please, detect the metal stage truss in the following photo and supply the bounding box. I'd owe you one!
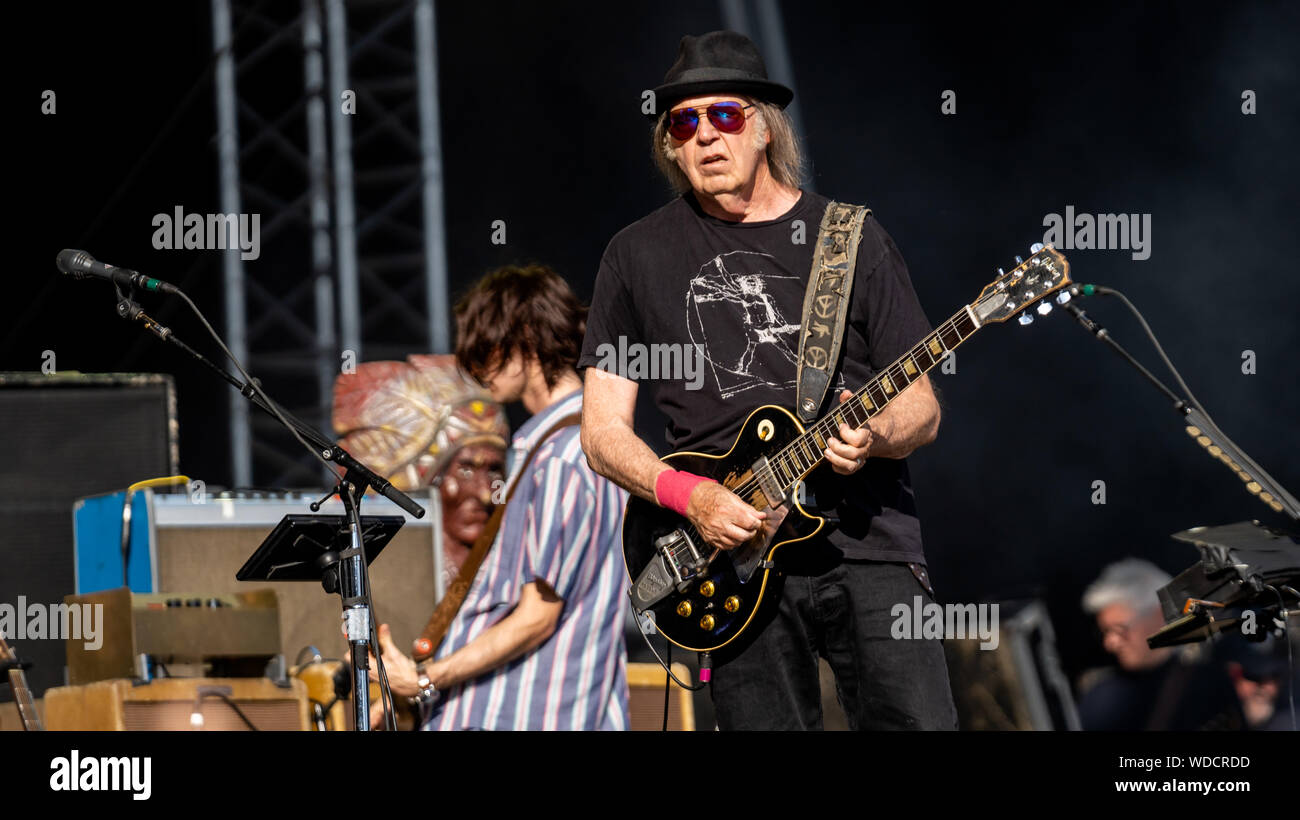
[209,0,450,489]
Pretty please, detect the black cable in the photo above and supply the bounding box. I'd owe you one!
[174,289,343,482]
[1095,288,1205,414]
[367,581,397,731]
[1096,287,1293,516]
[631,607,705,692]
[1270,584,1298,731]
[663,643,671,731]
[202,691,260,731]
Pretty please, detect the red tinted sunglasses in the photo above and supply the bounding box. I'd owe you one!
[667,101,755,140]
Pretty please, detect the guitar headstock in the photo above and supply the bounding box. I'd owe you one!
[972,245,1072,325]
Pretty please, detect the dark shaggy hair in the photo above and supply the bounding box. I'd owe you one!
[454,264,587,389]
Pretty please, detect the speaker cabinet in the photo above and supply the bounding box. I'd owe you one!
[0,373,177,698]
[43,677,309,731]
[626,662,695,731]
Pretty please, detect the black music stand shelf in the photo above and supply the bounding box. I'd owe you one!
[237,514,405,592]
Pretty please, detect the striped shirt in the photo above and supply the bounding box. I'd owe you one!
[425,389,629,730]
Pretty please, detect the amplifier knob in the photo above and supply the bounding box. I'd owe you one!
[676,600,692,618]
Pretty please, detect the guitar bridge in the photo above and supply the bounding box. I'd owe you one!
[629,528,709,612]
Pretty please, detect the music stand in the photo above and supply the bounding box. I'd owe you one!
[1150,520,1300,647]
[237,512,405,730]
[237,514,405,588]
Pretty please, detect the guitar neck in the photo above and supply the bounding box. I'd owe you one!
[770,305,982,492]
[7,669,42,731]
[2,638,44,732]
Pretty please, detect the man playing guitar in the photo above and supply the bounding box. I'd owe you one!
[579,31,958,730]
[371,265,629,730]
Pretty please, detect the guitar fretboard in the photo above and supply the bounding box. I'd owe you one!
[766,307,981,491]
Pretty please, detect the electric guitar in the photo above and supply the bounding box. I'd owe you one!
[623,245,1072,652]
[1,636,44,731]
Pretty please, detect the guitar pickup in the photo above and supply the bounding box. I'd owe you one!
[751,456,787,507]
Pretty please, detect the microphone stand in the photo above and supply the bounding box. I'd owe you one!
[114,284,424,731]
[1062,298,1300,522]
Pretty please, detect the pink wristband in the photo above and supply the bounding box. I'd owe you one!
[654,470,716,517]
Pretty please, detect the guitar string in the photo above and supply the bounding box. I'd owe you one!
[729,311,970,508]
[661,312,974,569]
[659,259,1064,572]
[665,310,972,561]
[766,312,972,489]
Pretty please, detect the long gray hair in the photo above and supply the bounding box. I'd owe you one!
[651,98,805,193]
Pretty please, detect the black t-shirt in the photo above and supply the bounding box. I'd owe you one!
[578,190,933,562]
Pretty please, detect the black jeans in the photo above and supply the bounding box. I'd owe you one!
[710,547,958,731]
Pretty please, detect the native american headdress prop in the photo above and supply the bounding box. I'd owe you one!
[332,354,508,493]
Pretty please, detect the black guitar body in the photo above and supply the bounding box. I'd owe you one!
[622,405,825,652]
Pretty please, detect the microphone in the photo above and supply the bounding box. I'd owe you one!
[56,249,179,295]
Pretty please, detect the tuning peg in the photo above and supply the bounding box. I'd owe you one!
[1014,255,1024,265]
[997,267,1005,276]
[1030,242,1044,253]
[1055,289,1073,305]
[1036,300,1054,316]
[1018,313,1034,326]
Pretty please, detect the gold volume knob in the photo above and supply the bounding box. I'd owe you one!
[724,596,741,613]
[676,600,692,618]
[699,580,715,598]
[699,615,716,631]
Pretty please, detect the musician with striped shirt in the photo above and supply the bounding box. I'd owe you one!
[369,265,630,730]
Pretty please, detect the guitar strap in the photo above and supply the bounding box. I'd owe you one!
[795,201,871,423]
[411,412,582,663]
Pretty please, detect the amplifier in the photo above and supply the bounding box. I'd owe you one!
[74,492,440,667]
[43,677,310,731]
[64,587,281,685]
[626,662,695,731]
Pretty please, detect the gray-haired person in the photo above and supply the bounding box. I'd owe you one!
[1078,557,1242,730]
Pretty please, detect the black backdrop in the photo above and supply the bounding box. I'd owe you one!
[6,1,1298,689]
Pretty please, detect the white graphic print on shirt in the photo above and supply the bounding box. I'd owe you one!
[685,250,803,399]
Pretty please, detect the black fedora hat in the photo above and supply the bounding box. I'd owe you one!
[650,30,793,117]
